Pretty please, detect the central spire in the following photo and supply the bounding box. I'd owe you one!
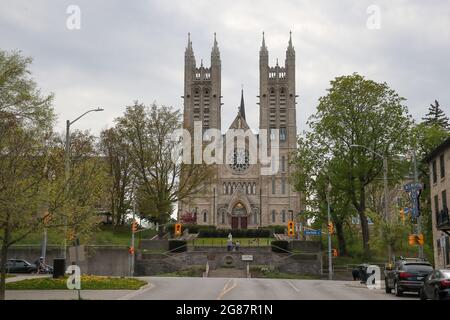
[239,86,246,120]
[260,31,268,54]
[212,32,220,57]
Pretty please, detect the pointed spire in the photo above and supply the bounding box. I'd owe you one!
[239,85,246,120]
[260,31,268,54]
[287,30,295,56]
[276,58,279,66]
[200,59,204,67]
[211,32,220,58]
[185,32,194,56]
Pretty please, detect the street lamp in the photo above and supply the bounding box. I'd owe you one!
[62,107,104,259]
[350,144,391,263]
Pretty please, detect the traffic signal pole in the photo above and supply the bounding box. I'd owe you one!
[412,150,424,259]
[326,183,333,280]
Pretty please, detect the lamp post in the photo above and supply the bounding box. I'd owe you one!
[326,181,333,280]
[62,107,104,259]
[350,144,391,263]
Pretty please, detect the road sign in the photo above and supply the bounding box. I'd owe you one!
[304,229,321,236]
[241,255,253,261]
[403,182,423,192]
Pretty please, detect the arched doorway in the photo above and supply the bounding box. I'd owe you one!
[231,202,248,229]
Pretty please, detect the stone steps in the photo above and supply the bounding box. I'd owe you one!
[208,268,247,278]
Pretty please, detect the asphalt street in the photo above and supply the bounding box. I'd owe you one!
[5,276,419,300]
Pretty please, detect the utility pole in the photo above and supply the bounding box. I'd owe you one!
[412,149,424,259]
[130,199,136,277]
[326,182,333,280]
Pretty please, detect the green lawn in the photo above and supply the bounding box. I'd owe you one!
[6,275,147,290]
[189,238,273,247]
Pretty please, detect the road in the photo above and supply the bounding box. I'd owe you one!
[5,276,419,300]
[119,277,417,300]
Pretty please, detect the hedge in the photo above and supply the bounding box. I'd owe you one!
[167,223,217,236]
[198,228,271,238]
[168,240,187,252]
[271,240,290,253]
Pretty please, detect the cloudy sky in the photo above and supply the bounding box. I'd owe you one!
[1,0,449,136]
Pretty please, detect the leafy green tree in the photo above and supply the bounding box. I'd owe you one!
[114,102,211,224]
[100,127,133,226]
[297,73,413,258]
[421,100,449,130]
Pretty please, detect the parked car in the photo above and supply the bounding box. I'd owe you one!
[6,259,38,274]
[419,269,450,300]
[384,257,433,296]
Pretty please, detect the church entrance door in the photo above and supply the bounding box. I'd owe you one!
[240,217,247,229]
[231,217,239,229]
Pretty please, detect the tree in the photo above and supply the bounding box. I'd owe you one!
[0,50,105,300]
[115,102,211,224]
[421,100,449,130]
[100,127,133,226]
[299,73,413,258]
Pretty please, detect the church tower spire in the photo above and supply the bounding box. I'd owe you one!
[239,86,246,120]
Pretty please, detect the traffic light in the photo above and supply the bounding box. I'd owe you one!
[287,221,295,237]
[67,229,75,241]
[417,234,424,246]
[399,208,405,223]
[131,220,137,233]
[175,223,182,236]
[408,234,417,246]
[327,222,334,235]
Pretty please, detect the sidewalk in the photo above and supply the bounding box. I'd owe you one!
[6,274,51,284]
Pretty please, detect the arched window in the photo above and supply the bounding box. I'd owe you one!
[203,210,208,223]
[253,183,256,194]
[272,210,276,223]
[221,212,225,224]
[223,183,227,194]
[282,210,286,223]
[281,177,286,194]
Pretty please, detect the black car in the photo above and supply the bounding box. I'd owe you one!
[419,269,450,300]
[6,259,38,273]
[384,258,433,296]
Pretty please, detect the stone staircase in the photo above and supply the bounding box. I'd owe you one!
[208,268,247,278]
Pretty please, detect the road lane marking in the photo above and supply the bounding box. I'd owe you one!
[117,282,155,300]
[284,280,301,293]
[216,279,237,300]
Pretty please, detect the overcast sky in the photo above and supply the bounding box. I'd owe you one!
[1,0,449,136]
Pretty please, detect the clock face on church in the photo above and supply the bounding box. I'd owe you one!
[228,148,250,173]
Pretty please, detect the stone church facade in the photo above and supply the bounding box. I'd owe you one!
[178,32,303,229]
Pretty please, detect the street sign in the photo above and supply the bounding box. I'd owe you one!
[304,229,321,236]
[242,255,253,261]
[403,182,423,192]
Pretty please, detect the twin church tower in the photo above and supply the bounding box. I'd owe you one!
[179,32,303,229]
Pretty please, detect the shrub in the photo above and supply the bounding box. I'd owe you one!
[168,240,187,252]
[271,240,290,253]
[167,223,216,236]
[265,225,286,234]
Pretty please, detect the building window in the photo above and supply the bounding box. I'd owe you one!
[443,190,448,210]
[253,183,256,194]
[432,160,437,184]
[272,210,276,223]
[440,154,445,179]
[272,177,276,194]
[270,128,277,141]
[281,177,286,194]
[223,183,227,194]
[434,195,439,214]
[281,156,286,172]
[221,212,225,224]
[282,210,286,223]
[203,211,207,223]
[280,127,286,142]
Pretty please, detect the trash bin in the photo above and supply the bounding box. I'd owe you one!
[357,263,369,283]
[53,258,66,278]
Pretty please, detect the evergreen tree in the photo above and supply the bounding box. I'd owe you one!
[422,100,449,129]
